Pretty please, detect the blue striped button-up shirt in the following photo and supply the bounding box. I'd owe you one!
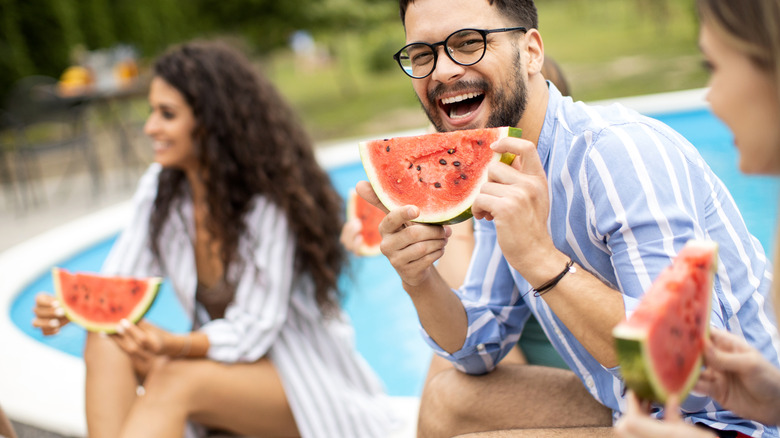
[425,84,780,436]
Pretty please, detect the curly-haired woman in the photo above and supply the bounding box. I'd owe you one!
[32,41,397,438]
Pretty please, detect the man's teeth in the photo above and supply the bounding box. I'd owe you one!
[441,92,481,105]
[450,108,473,119]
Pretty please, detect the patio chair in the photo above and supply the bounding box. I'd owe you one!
[2,76,102,210]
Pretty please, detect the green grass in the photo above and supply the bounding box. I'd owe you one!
[263,0,707,142]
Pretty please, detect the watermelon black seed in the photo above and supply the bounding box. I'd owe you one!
[460,173,467,179]
[447,148,455,154]
[453,161,461,167]
[477,140,484,146]
[416,165,421,171]
[408,162,413,169]
[454,180,459,185]
[419,177,423,182]
[439,159,447,165]
[434,182,442,188]
[386,145,390,152]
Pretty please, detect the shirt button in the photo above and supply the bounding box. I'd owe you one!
[554,327,562,336]
[585,377,595,389]
[477,343,486,352]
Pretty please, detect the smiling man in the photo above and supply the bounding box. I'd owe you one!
[356,0,780,437]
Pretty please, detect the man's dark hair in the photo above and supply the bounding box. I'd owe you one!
[399,0,538,29]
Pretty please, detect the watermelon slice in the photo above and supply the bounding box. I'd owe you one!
[52,267,162,333]
[359,127,521,224]
[346,189,385,256]
[613,240,718,403]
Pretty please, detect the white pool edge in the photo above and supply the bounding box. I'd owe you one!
[0,87,709,436]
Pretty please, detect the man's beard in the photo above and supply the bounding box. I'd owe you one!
[420,54,528,132]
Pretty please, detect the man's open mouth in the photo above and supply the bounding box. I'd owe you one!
[439,92,485,120]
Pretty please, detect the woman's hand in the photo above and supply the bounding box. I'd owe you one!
[31,293,70,335]
[694,328,780,426]
[112,319,170,361]
[340,217,363,255]
[614,391,716,438]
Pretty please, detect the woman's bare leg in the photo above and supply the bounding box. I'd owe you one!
[84,332,139,438]
[120,357,298,438]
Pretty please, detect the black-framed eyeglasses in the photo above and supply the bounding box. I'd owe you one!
[393,27,527,79]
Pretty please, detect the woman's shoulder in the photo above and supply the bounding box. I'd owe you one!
[133,163,163,201]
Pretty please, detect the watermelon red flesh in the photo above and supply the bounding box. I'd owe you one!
[359,127,521,224]
[613,240,717,403]
[347,190,384,256]
[53,267,162,333]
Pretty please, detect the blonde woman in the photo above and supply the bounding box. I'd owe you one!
[616,1,780,437]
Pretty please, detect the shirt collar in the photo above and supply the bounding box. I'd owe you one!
[536,80,563,172]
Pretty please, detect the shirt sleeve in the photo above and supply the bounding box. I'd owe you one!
[583,122,716,314]
[199,198,296,363]
[583,121,729,381]
[421,218,531,374]
[100,164,163,278]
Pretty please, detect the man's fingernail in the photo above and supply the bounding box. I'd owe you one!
[48,319,60,328]
[54,307,65,317]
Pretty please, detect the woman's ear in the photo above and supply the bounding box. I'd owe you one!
[524,28,545,76]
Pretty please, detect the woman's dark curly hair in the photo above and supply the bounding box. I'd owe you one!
[148,40,346,315]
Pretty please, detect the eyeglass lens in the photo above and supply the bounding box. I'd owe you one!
[398,29,486,78]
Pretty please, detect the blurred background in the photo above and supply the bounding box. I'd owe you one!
[1,0,702,141]
[0,1,710,436]
[0,0,705,238]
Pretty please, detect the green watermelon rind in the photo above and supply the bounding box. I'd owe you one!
[345,189,383,257]
[52,267,163,334]
[612,239,717,404]
[613,325,706,403]
[359,126,522,225]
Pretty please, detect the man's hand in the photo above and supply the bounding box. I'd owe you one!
[356,180,450,287]
[471,137,559,280]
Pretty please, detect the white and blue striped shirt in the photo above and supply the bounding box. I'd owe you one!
[425,84,780,436]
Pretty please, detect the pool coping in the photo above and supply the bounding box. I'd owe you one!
[0,87,708,436]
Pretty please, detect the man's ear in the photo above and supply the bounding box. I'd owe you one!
[524,28,545,76]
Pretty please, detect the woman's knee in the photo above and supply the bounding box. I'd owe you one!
[140,359,197,405]
[84,332,126,368]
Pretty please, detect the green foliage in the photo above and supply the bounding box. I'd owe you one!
[0,0,707,142]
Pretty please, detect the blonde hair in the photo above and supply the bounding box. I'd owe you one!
[697,0,780,323]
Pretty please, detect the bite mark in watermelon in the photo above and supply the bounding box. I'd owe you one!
[346,189,385,256]
[52,267,162,333]
[359,127,521,225]
[612,240,718,403]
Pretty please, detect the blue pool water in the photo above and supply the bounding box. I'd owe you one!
[9,107,780,398]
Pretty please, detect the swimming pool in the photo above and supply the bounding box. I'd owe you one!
[3,88,780,436]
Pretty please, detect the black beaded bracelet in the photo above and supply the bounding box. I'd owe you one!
[528,258,576,297]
